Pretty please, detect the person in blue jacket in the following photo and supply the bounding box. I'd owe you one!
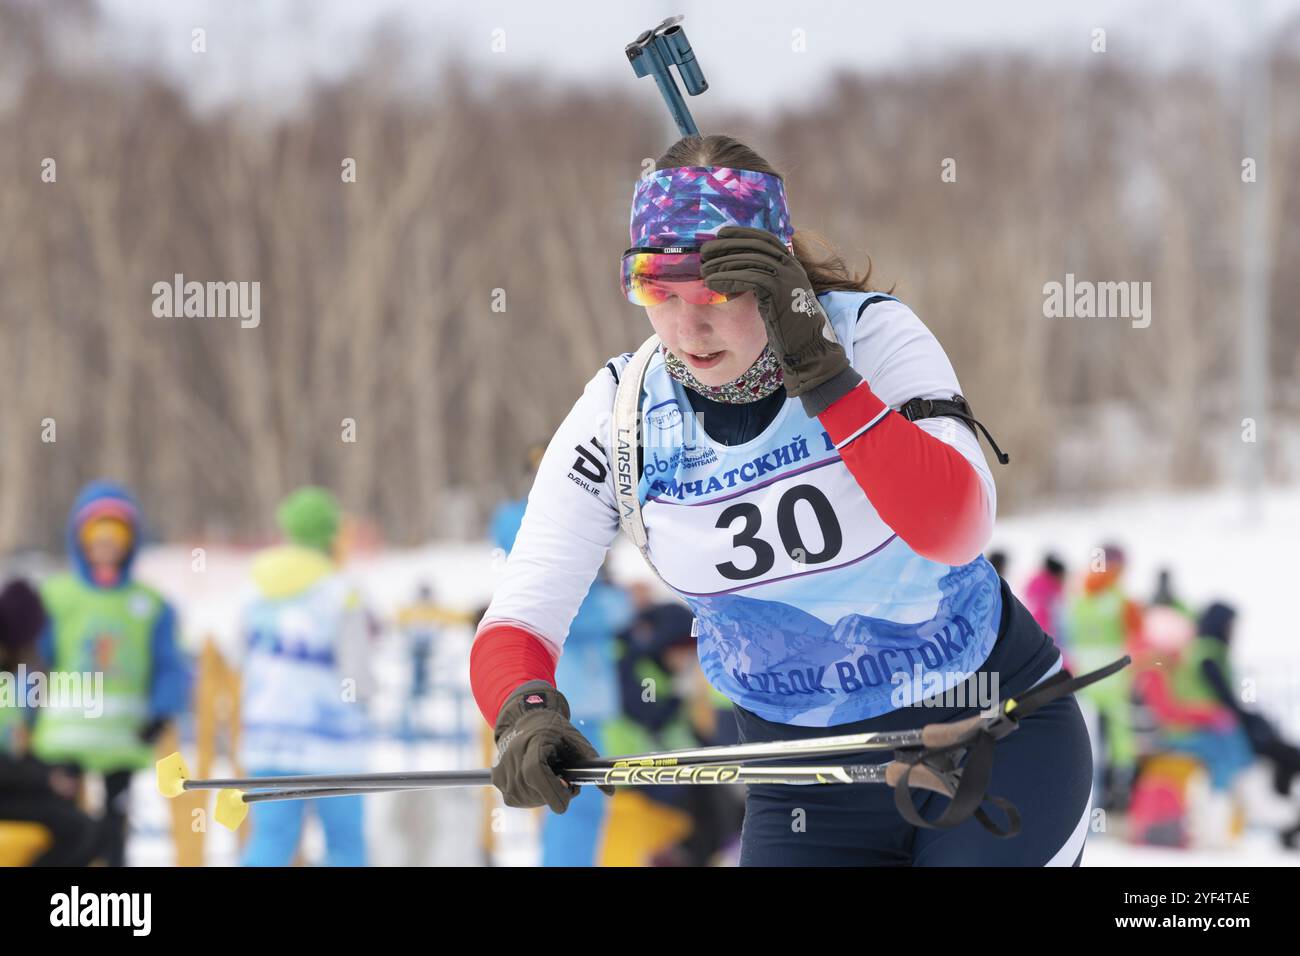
[32,480,191,866]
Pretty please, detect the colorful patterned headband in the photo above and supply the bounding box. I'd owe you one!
[629,166,794,249]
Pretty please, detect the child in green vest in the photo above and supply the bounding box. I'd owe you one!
[1065,544,1143,813]
[32,481,191,866]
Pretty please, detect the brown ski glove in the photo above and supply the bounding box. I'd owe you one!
[491,680,612,813]
[700,225,861,416]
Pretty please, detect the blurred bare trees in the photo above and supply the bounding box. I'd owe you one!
[1,3,1297,551]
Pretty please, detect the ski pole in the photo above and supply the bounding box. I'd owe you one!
[153,722,958,810]
[162,658,1130,832]
[156,756,494,795]
[155,654,1129,797]
[172,760,957,831]
[162,659,1132,797]
[228,763,906,801]
[153,728,924,800]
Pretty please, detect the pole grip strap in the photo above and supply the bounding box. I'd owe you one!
[890,657,1131,836]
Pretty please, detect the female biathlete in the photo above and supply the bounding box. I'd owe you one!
[470,134,1093,866]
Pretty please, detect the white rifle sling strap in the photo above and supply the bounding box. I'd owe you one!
[611,333,664,580]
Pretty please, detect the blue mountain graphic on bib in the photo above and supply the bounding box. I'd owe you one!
[689,561,1000,726]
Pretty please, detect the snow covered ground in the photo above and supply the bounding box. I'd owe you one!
[115,483,1299,866]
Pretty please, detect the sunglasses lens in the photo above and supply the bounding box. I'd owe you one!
[621,251,738,306]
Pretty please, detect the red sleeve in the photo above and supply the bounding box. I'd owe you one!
[1135,669,1227,727]
[817,381,992,566]
[469,622,559,725]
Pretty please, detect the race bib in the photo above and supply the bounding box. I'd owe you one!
[643,455,894,597]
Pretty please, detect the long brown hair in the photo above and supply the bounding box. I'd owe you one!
[655,134,883,295]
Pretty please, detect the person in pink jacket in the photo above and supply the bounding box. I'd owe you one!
[1023,555,1067,664]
